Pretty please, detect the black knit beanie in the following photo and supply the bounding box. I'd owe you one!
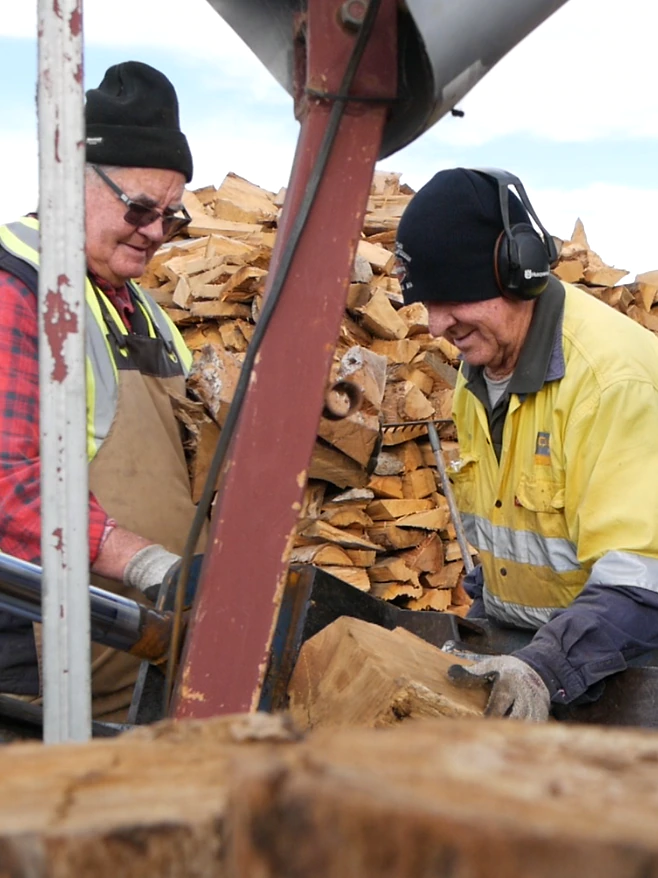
[85,61,193,182]
[396,168,530,305]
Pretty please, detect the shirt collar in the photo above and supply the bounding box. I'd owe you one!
[463,276,566,398]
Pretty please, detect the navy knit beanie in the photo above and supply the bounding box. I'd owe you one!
[85,61,193,182]
[395,168,530,305]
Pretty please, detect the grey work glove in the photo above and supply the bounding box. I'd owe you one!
[123,544,181,599]
[445,650,550,722]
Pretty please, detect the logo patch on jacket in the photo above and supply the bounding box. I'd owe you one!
[534,431,550,465]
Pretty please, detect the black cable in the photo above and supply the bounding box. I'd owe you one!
[163,0,386,711]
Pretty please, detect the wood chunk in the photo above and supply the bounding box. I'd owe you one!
[290,543,354,566]
[189,417,221,504]
[357,240,397,274]
[309,442,369,489]
[298,520,382,552]
[181,323,226,350]
[631,282,658,312]
[402,467,437,499]
[425,561,464,589]
[367,523,427,551]
[367,476,404,499]
[373,451,405,477]
[318,411,380,468]
[445,539,477,563]
[318,566,371,592]
[398,533,444,574]
[212,172,279,224]
[367,499,434,520]
[600,285,634,312]
[187,216,264,239]
[396,302,429,336]
[288,616,486,729]
[320,507,374,529]
[583,264,628,287]
[359,289,408,340]
[382,380,435,422]
[300,482,327,520]
[406,588,452,612]
[553,259,585,284]
[172,275,193,309]
[329,488,375,505]
[396,505,450,531]
[346,282,374,315]
[450,577,473,608]
[351,254,374,284]
[218,320,253,353]
[406,368,434,396]
[367,557,421,587]
[337,346,387,413]
[185,345,241,426]
[369,338,421,364]
[189,300,252,320]
[411,350,458,390]
[370,581,423,601]
[344,549,377,567]
[389,440,423,472]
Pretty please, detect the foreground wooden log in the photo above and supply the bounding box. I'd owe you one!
[3,714,658,876]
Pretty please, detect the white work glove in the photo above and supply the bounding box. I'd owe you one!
[123,544,181,597]
[445,649,550,722]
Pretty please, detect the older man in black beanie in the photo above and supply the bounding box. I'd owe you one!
[0,61,202,720]
[396,167,658,722]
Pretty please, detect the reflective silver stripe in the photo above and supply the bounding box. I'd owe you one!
[2,220,40,264]
[589,551,658,594]
[464,513,580,573]
[85,299,119,453]
[483,587,554,630]
[0,220,120,458]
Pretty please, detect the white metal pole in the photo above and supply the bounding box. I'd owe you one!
[37,0,91,743]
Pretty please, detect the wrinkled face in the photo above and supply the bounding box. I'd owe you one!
[426,296,534,376]
[85,166,186,286]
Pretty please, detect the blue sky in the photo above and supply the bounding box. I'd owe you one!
[1,0,657,278]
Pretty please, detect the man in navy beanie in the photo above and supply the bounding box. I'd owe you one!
[0,62,204,720]
[396,167,658,722]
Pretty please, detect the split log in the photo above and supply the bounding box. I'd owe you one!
[4,712,658,877]
[288,616,487,729]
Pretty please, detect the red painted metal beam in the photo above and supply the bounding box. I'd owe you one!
[173,0,398,719]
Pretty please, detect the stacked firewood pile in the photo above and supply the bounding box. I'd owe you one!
[553,219,658,333]
[139,171,654,618]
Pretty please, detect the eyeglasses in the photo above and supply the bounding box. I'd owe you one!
[91,164,191,240]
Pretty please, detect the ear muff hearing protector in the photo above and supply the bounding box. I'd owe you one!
[472,168,559,301]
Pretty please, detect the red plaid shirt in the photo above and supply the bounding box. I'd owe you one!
[0,268,134,565]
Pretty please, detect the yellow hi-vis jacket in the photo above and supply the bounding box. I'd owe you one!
[449,280,658,630]
[0,217,192,462]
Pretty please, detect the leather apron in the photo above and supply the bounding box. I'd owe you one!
[53,291,204,722]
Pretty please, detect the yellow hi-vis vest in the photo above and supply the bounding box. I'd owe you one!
[0,217,192,462]
[449,282,658,630]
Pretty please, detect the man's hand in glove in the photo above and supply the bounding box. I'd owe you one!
[123,544,204,608]
[447,653,550,722]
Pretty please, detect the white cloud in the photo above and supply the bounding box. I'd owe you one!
[432,0,658,145]
[5,0,658,147]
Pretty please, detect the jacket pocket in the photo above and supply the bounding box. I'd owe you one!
[515,473,565,514]
[448,454,479,509]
